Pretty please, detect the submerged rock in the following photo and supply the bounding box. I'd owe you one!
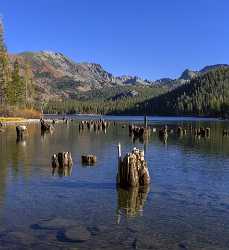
[1,231,37,247]
[31,218,77,230]
[63,225,91,242]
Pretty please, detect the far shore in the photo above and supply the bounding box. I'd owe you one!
[0,117,41,126]
[0,113,227,126]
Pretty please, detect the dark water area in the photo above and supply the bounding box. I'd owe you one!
[0,116,229,249]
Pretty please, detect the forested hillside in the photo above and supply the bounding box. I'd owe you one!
[44,85,167,114]
[0,20,37,117]
[135,67,229,117]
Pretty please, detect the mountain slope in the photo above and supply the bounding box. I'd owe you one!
[140,66,229,117]
[10,51,229,117]
[13,51,158,101]
[13,51,118,100]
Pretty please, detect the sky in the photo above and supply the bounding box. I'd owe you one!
[0,0,229,79]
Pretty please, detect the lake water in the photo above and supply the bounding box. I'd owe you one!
[0,116,229,249]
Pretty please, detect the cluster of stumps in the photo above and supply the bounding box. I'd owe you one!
[14,116,229,187]
[78,120,109,132]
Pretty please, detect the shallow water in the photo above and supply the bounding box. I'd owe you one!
[0,116,229,249]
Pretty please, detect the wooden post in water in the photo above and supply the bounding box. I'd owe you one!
[117,143,122,162]
[144,115,147,128]
[81,155,97,165]
[16,125,27,140]
[117,143,122,185]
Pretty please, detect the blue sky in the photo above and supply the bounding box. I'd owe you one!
[1,0,228,79]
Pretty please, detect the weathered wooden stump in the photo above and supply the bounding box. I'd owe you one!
[40,118,53,132]
[223,129,229,136]
[206,127,211,137]
[58,152,73,167]
[129,125,150,141]
[51,152,73,168]
[159,125,168,139]
[102,121,107,130]
[51,154,59,168]
[16,125,27,139]
[0,122,5,132]
[79,120,109,133]
[81,154,97,165]
[52,153,72,176]
[177,126,187,136]
[129,124,134,135]
[194,127,210,137]
[117,145,150,188]
[169,128,174,134]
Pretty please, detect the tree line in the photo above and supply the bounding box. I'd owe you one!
[43,85,166,114]
[132,67,229,118]
[0,20,34,110]
[44,67,229,118]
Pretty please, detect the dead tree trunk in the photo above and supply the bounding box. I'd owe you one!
[16,125,27,140]
[117,146,150,188]
[40,118,53,132]
[51,152,73,168]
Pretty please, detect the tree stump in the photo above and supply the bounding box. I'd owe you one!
[40,118,53,132]
[117,147,150,188]
[16,125,27,140]
[194,127,210,137]
[81,155,97,165]
[177,127,187,136]
[51,152,73,168]
[223,129,229,136]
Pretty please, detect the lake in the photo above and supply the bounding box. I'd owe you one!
[0,116,229,249]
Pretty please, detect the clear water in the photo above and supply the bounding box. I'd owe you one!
[0,116,229,249]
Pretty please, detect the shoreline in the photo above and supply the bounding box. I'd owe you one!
[44,113,227,120]
[44,113,224,122]
[0,118,41,126]
[1,113,228,126]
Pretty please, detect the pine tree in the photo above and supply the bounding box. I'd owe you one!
[24,61,34,105]
[11,59,25,106]
[0,19,11,105]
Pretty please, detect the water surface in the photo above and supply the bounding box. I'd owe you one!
[0,116,229,249]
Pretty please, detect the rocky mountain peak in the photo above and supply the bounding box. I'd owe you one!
[179,69,198,80]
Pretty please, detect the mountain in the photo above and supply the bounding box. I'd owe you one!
[10,51,229,117]
[179,69,198,80]
[116,75,152,85]
[179,64,229,81]
[12,51,155,101]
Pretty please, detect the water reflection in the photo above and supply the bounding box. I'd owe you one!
[16,137,27,146]
[52,165,72,177]
[116,185,150,221]
[41,129,53,141]
[0,119,228,249]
